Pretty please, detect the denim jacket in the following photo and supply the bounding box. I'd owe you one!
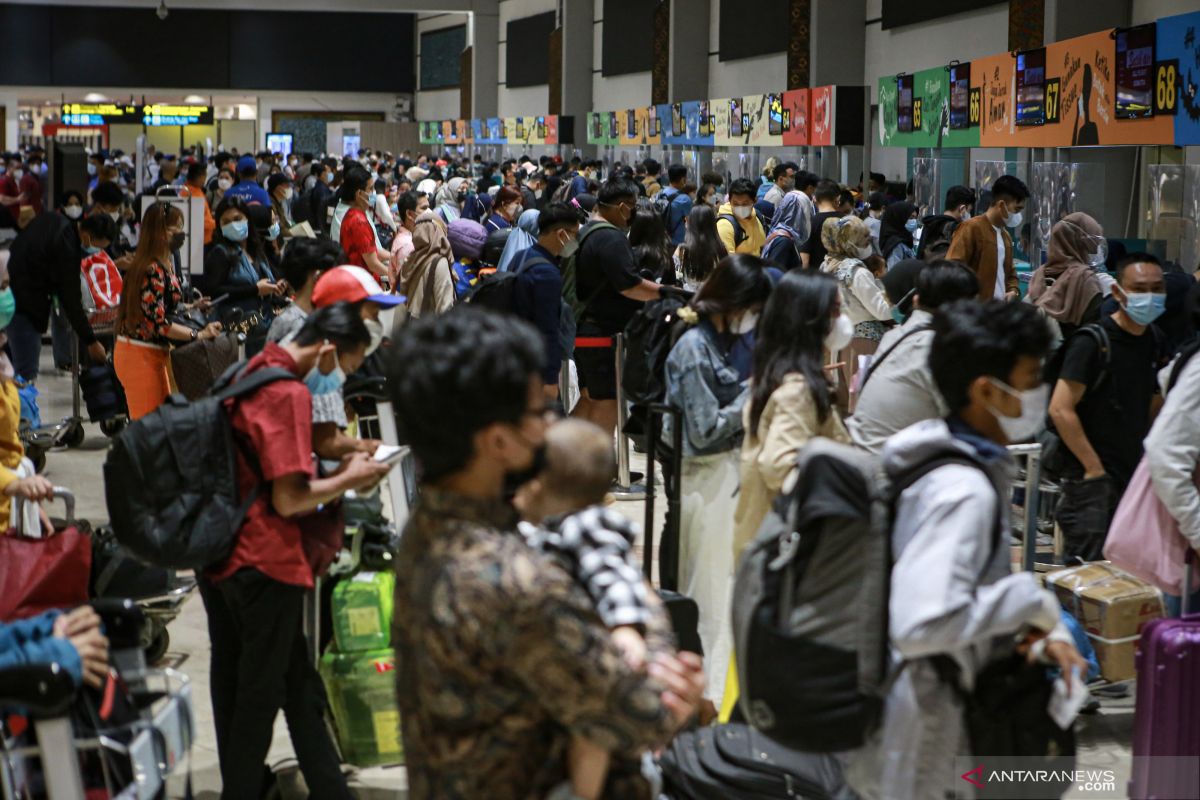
[663,320,749,458]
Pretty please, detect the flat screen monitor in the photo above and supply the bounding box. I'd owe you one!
[949,63,970,129]
[699,102,710,136]
[672,103,684,137]
[730,98,743,137]
[768,94,784,136]
[1116,23,1155,119]
[1015,48,1047,126]
[897,75,915,132]
[266,132,293,156]
[342,134,361,158]
[608,112,619,139]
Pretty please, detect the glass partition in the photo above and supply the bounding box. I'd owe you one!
[1146,164,1200,271]
[1030,162,1106,265]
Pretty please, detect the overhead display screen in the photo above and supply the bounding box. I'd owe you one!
[1015,48,1047,126]
[718,0,787,61]
[949,63,971,129]
[142,104,212,126]
[505,11,554,87]
[61,102,138,126]
[1115,24,1156,119]
[897,75,915,132]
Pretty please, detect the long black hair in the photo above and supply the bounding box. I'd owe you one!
[749,269,839,435]
[690,253,772,320]
[680,204,727,285]
[212,194,266,265]
[629,208,672,282]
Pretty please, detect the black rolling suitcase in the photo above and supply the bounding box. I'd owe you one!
[79,360,128,424]
[643,403,702,655]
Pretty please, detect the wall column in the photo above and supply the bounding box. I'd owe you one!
[468,1,499,119]
[560,0,594,155]
[809,0,866,182]
[668,0,709,103]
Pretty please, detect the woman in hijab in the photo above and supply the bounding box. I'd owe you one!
[416,178,438,199]
[1027,212,1108,341]
[496,209,540,273]
[820,215,893,408]
[434,176,466,225]
[399,211,455,319]
[878,201,920,269]
[760,190,814,272]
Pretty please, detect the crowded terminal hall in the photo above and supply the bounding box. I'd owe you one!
[2,0,1200,797]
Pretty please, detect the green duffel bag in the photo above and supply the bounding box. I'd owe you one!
[331,571,395,653]
[319,648,403,767]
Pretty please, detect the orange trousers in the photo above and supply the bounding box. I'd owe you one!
[114,337,173,420]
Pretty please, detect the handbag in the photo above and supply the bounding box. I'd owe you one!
[1104,456,1200,596]
[169,331,241,400]
[0,521,92,621]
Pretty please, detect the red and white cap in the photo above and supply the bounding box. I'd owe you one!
[312,265,404,308]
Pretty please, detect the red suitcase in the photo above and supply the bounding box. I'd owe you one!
[1129,603,1200,800]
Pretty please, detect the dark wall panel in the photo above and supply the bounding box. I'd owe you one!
[0,6,52,85]
[881,0,1005,30]
[602,0,654,77]
[505,11,555,88]
[421,25,466,90]
[51,7,230,88]
[719,0,787,62]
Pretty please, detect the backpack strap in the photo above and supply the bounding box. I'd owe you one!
[718,213,747,247]
[1167,337,1200,394]
[212,364,296,402]
[574,221,621,319]
[858,324,932,393]
[1074,323,1112,395]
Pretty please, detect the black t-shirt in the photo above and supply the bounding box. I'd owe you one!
[575,223,642,334]
[1058,315,1161,486]
[803,210,840,266]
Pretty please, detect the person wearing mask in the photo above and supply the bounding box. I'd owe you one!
[250,204,284,275]
[87,151,107,192]
[202,304,391,800]
[224,155,271,207]
[947,175,1027,301]
[799,180,842,268]
[267,238,346,345]
[917,186,974,260]
[387,308,705,800]
[521,170,547,212]
[208,167,236,210]
[486,186,522,233]
[373,179,398,234]
[205,196,282,356]
[337,168,391,279]
[878,201,920,269]
[659,165,694,246]
[447,218,489,300]
[510,203,580,403]
[6,184,125,380]
[715,179,766,257]
[663,254,772,704]
[1027,213,1108,341]
[572,178,669,440]
[761,190,815,272]
[268,173,295,237]
[81,214,125,312]
[819,216,893,400]
[433,177,467,225]
[696,182,720,211]
[761,162,797,209]
[178,162,217,245]
[390,190,429,286]
[848,300,1086,800]
[672,205,728,291]
[114,204,221,419]
[399,211,454,319]
[1049,253,1167,562]
[496,209,540,273]
[151,158,178,192]
[848,261,980,454]
[1145,294,1200,616]
[59,190,85,222]
[862,191,886,247]
[629,208,674,285]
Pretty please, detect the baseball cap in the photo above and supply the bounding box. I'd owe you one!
[237,155,257,173]
[312,265,404,308]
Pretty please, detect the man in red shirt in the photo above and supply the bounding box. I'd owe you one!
[201,302,391,800]
[0,154,40,226]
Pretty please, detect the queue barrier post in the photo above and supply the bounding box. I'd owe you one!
[611,333,645,501]
[1007,443,1044,573]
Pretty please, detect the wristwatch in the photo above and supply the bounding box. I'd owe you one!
[190,328,198,341]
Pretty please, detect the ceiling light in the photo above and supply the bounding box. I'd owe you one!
[184,95,206,104]
[83,92,110,103]
[156,0,169,21]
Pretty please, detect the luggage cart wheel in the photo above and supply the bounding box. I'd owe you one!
[62,419,85,448]
[145,628,170,664]
[100,417,127,438]
[27,443,47,473]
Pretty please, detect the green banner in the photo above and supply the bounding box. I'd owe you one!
[877,66,979,149]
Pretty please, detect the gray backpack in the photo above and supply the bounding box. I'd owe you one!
[731,437,997,751]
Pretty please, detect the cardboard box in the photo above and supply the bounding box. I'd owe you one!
[1045,562,1164,682]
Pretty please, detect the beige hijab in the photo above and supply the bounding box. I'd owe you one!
[1028,212,1104,325]
[400,211,453,314]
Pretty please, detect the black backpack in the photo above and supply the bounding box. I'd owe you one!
[718,213,749,249]
[465,253,549,314]
[653,187,682,236]
[620,293,693,447]
[103,362,294,570]
[561,220,619,322]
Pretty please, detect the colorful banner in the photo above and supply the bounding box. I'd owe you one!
[1158,11,1200,145]
[441,120,460,145]
[618,107,662,146]
[877,66,981,148]
[781,89,810,145]
[712,99,733,147]
[810,86,834,146]
[744,94,784,147]
[586,111,615,145]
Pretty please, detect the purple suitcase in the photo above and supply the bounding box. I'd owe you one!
[1129,607,1200,800]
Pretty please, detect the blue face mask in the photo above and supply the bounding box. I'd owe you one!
[267,222,281,241]
[1122,291,1166,326]
[0,288,14,330]
[222,220,249,242]
[905,218,920,233]
[82,245,102,256]
[304,360,346,396]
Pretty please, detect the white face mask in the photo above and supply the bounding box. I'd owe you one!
[960,208,972,222]
[218,177,233,191]
[10,169,22,182]
[732,205,753,219]
[855,244,874,260]
[108,210,121,222]
[1005,205,1024,230]
[731,310,759,335]
[63,205,83,220]
[364,318,384,356]
[824,313,855,352]
[985,378,1048,442]
[283,187,294,201]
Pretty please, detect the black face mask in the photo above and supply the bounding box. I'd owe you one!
[169,231,186,251]
[502,443,548,498]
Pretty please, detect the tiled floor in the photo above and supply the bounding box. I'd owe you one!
[33,360,1134,799]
